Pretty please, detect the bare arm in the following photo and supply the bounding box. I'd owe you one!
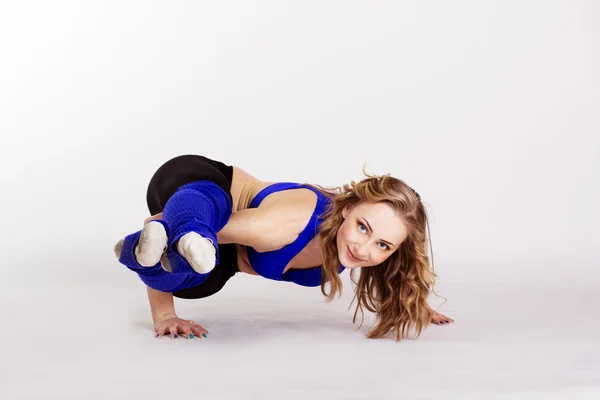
[146,286,209,338]
[141,215,176,319]
[146,286,176,322]
[138,188,314,337]
[145,189,316,253]
[144,213,162,225]
[140,216,209,338]
[144,209,294,253]
[216,208,288,251]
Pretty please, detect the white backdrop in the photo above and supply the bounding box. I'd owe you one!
[1,1,599,399]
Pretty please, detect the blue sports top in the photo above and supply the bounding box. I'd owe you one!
[246,182,346,287]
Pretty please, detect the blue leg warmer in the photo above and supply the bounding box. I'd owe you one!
[117,228,205,292]
[162,180,232,263]
[116,180,232,292]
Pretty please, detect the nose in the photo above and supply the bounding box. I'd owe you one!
[355,243,368,260]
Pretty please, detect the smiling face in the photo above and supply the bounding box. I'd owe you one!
[336,201,409,269]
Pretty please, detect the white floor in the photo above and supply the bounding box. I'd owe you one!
[1,0,599,398]
[2,250,599,400]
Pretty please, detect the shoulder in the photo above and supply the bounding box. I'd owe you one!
[261,186,319,220]
[256,189,318,251]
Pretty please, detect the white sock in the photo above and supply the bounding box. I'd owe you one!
[176,232,216,274]
[135,221,168,267]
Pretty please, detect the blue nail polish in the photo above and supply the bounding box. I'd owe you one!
[202,333,207,338]
[445,320,449,323]
[155,333,159,338]
[174,334,178,338]
[440,321,444,324]
[189,334,194,339]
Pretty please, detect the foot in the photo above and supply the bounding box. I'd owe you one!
[176,232,216,274]
[134,221,168,267]
[113,238,125,260]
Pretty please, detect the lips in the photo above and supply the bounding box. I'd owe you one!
[347,247,363,262]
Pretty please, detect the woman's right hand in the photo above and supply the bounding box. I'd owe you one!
[153,313,208,339]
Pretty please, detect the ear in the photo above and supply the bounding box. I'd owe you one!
[342,204,352,219]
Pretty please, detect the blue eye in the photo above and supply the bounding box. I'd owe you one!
[358,223,367,233]
[378,242,389,250]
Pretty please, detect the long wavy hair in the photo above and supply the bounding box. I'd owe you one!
[303,170,438,341]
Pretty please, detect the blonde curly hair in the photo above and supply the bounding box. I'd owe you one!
[304,171,438,341]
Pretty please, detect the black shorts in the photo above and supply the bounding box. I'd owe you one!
[145,154,239,300]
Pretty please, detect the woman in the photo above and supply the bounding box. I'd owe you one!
[114,154,453,341]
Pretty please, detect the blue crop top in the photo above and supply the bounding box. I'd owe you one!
[246,182,346,287]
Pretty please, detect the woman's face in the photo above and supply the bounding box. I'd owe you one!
[336,201,408,269]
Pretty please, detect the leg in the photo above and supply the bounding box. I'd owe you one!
[146,154,233,215]
[114,155,235,292]
[160,179,232,273]
[114,233,208,292]
[139,154,234,271]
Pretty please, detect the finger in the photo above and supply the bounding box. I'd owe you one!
[168,324,179,339]
[437,313,453,324]
[181,325,195,340]
[155,325,168,338]
[190,320,208,338]
[437,312,448,323]
[437,313,445,324]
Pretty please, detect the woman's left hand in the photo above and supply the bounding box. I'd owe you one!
[432,311,454,325]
